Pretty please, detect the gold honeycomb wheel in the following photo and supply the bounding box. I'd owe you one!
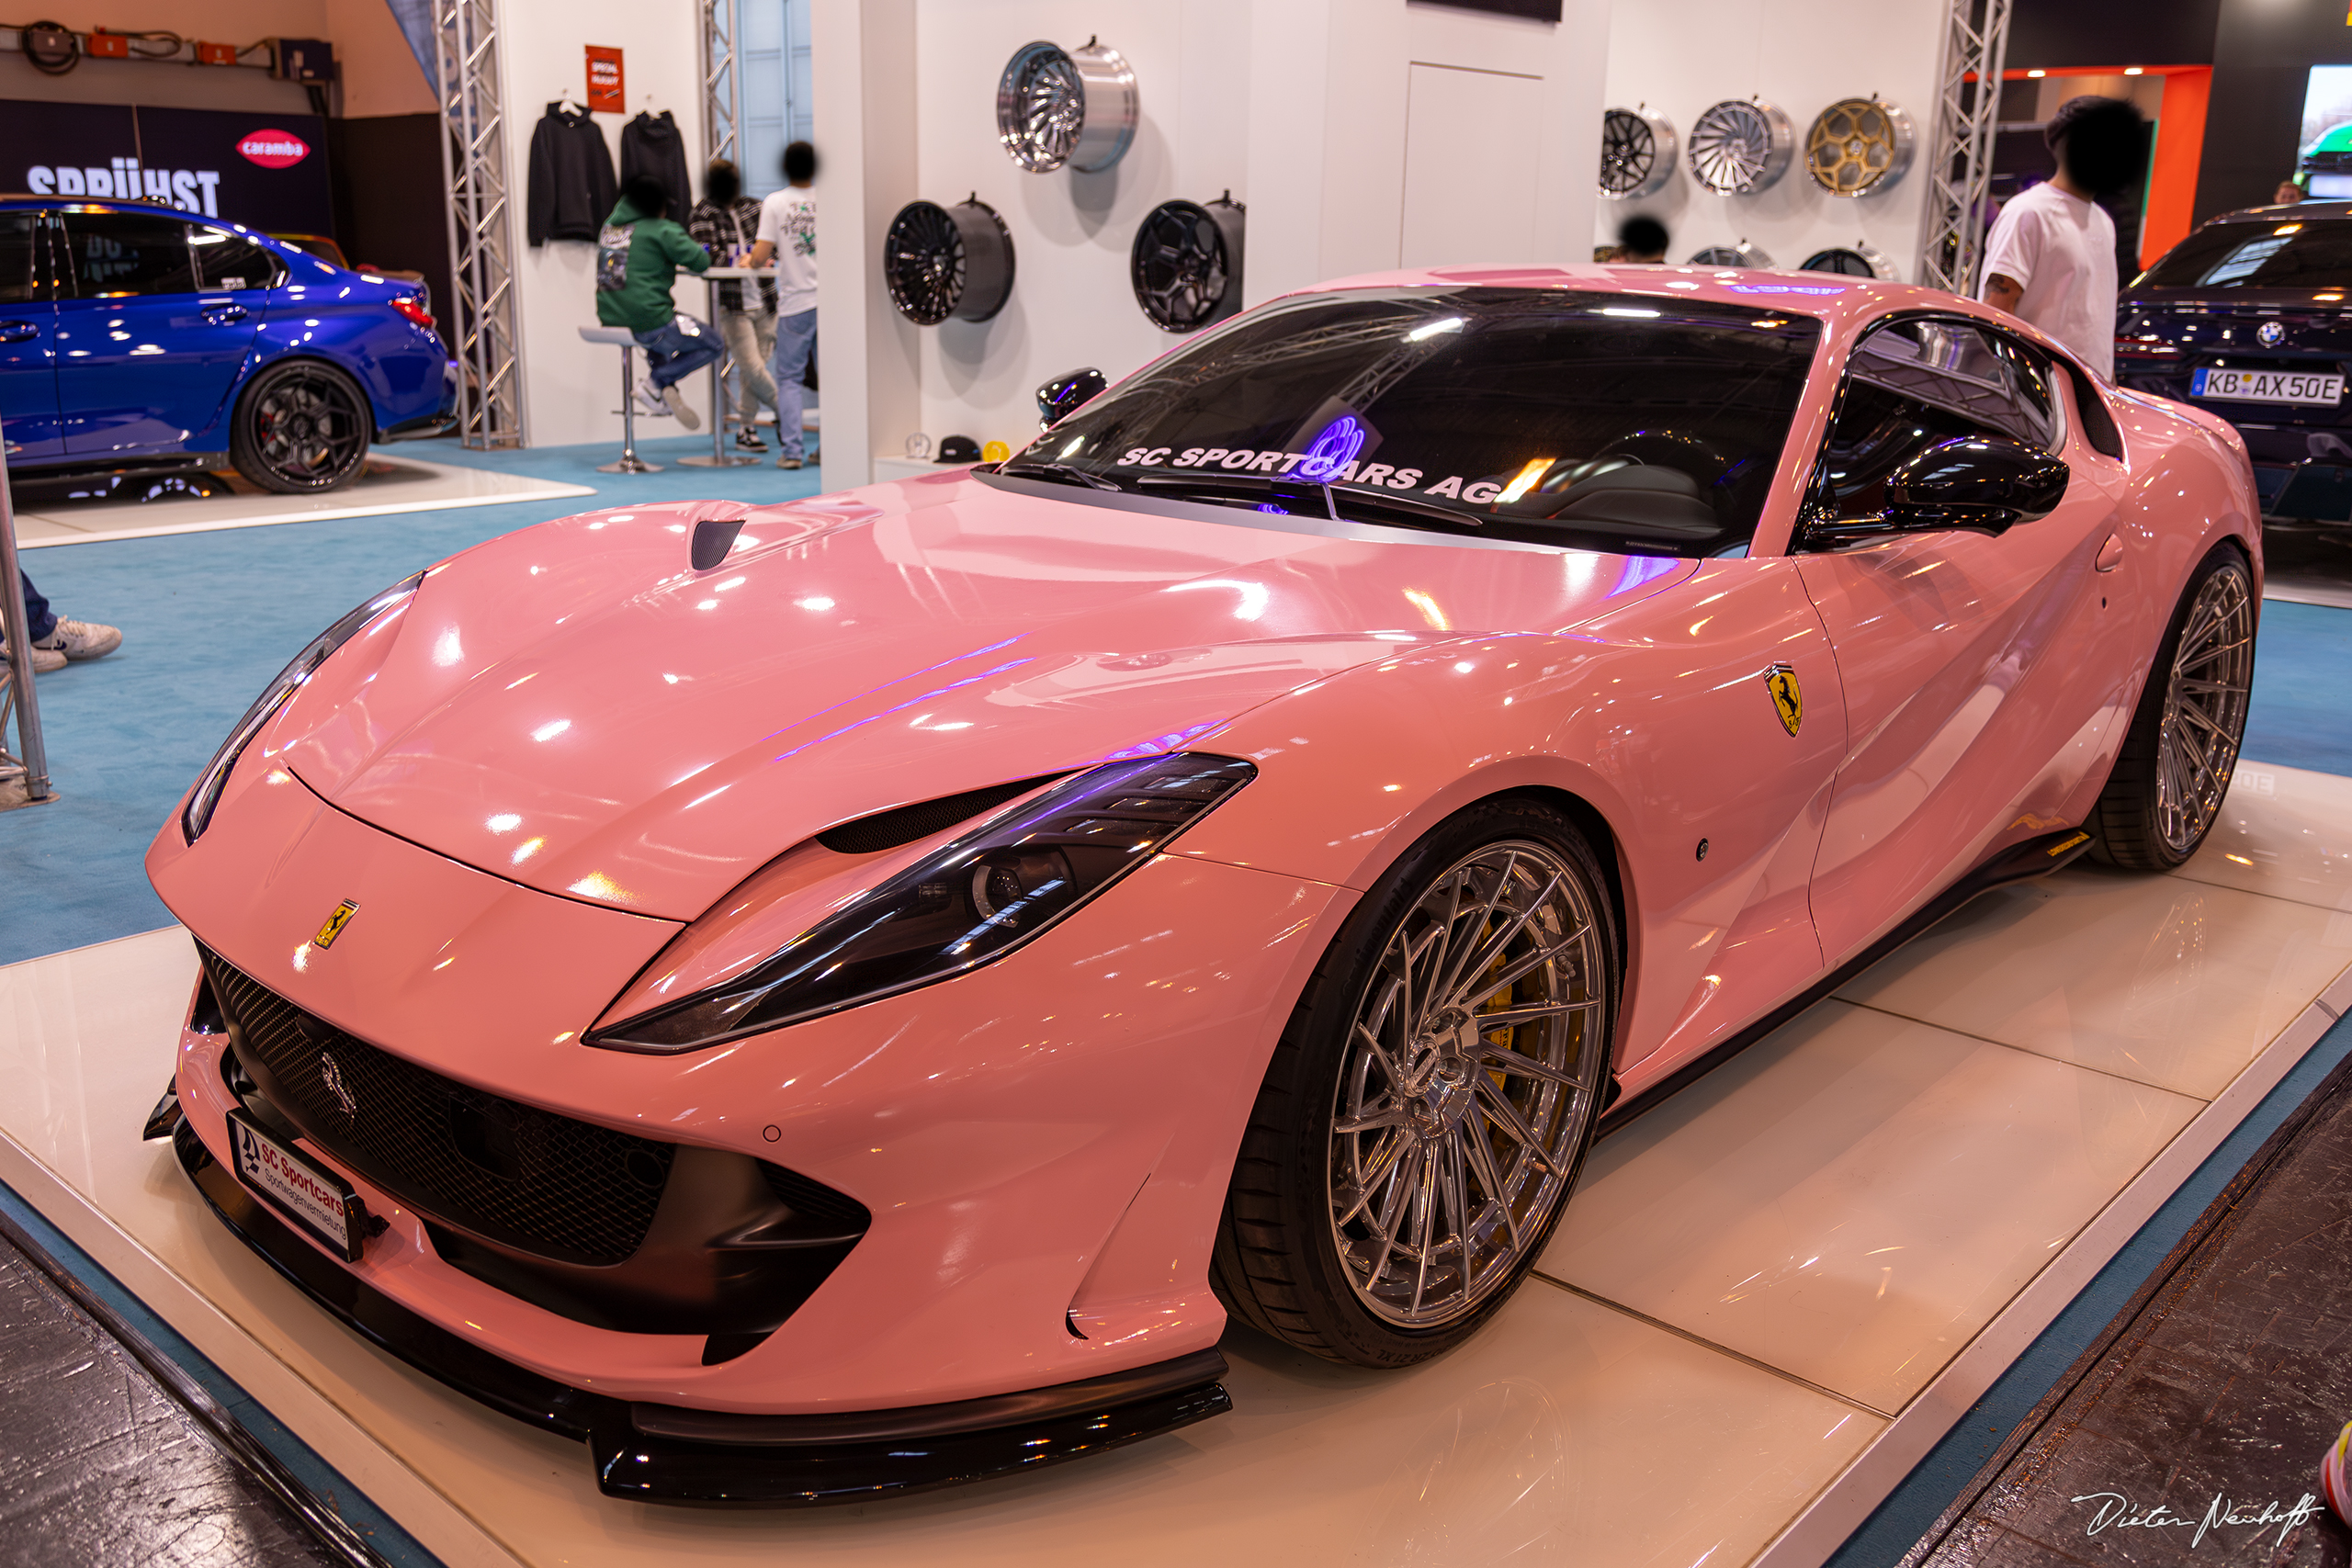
[1806,97,1915,197]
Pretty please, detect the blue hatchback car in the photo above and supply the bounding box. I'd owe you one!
[0,197,455,494]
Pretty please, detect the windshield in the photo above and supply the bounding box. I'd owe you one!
[1007,287,1824,558]
[2136,218,2352,289]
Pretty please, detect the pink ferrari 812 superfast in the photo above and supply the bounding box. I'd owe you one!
[146,265,2259,1504]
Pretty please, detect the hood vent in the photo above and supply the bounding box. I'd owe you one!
[816,770,1078,855]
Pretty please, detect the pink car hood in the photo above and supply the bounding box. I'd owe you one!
[274,478,1693,921]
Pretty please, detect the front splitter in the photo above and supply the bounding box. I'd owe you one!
[171,1119,1233,1506]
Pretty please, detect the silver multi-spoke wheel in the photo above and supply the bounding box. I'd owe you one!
[1325,841,1608,1329]
[2154,565,2254,855]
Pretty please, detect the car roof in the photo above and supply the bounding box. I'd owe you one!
[1280,263,2086,367]
[2204,198,2352,225]
[0,196,281,238]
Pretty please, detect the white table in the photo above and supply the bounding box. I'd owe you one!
[679,265,768,468]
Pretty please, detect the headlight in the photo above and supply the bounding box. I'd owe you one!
[180,571,425,843]
[589,752,1257,1053]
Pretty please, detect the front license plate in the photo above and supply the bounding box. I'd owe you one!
[2192,367,2346,405]
[227,1109,366,1262]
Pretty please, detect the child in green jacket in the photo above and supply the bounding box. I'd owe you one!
[596,175,719,429]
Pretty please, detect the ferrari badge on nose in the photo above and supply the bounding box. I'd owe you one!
[1763,663,1803,737]
[312,900,359,949]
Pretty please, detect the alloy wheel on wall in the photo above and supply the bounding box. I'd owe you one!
[995,37,1138,174]
[1805,97,1916,197]
[883,197,1016,326]
[1600,105,1678,200]
[1687,97,1794,195]
[1131,195,1246,333]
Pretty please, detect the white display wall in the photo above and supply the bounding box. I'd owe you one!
[818,0,1611,491]
[1594,0,1947,279]
[500,0,708,448]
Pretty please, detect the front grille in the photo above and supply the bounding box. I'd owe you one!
[198,946,671,1265]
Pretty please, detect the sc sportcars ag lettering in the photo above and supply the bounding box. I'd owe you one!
[145,264,2260,1505]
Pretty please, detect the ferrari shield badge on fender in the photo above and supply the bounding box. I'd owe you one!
[1763,663,1803,737]
[313,900,359,949]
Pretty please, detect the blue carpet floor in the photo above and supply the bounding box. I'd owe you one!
[2244,598,2352,775]
[2,464,2347,969]
[1,436,818,966]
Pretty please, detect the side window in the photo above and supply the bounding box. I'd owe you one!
[1811,318,2060,525]
[59,211,195,298]
[0,212,40,304]
[188,227,286,292]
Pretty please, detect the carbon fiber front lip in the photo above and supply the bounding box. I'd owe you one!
[171,1118,1234,1505]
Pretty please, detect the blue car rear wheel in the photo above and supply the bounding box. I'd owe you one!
[232,359,370,494]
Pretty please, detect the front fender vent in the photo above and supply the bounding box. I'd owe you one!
[816,771,1074,855]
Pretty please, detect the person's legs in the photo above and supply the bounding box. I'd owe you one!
[631,316,722,433]
[6,571,120,667]
[718,308,778,432]
[634,316,723,389]
[17,570,53,642]
[769,309,817,464]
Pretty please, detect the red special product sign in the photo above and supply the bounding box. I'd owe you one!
[237,130,311,169]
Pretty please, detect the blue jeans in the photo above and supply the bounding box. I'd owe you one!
[634,314,722,390]
[15,570,53,642]
[769,308,817,460]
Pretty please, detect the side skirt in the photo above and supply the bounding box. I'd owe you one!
[1600,826,2096,1134]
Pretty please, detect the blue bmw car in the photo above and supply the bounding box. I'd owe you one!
[2116,199,2352,523]
[0,197,455,494]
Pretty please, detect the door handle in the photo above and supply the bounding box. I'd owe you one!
[201,303,248,325]
[2095,534,2124,572]
[0,321,38,343]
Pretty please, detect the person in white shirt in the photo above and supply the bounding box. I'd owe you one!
[747,141,817,470]
[1980,96,2143,379]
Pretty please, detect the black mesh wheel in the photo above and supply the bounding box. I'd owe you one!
[1600,107,1675,199]
[1131,197,1244,333]
[231,358,370,494]
[1802,248,1876,276]
[884,197,1016,326]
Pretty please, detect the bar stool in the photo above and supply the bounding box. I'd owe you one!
[579,325,658,473]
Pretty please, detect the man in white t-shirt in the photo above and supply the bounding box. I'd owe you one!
[1980,96,2143,379]
[747,141,817,469]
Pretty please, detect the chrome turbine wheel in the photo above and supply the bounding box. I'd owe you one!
[1687,97,1794,195]
[1325,841,1607,1328]
[2154,565,2254,855]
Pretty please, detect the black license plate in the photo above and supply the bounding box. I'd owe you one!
[227,1110,367,1262]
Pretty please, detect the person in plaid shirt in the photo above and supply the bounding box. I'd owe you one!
[686,158,781,452]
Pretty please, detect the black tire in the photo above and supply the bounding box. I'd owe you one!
[2089,544,2256,872]
[230,359,372,494]
[1212,797,1620,1368]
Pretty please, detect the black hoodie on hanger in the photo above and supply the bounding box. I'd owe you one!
[621,110,692,225]
[527,103,616,245]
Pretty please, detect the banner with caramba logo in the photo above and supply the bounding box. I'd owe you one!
[2,99,333,235]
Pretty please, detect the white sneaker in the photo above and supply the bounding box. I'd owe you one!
[35,618,123,661]
[1,640,68,674]
[659,382,700,432]
[636,378,672,418]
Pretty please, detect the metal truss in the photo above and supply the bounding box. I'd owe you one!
[1917,0,2014,296]
[701,0,741,165]
[433,0,525,448]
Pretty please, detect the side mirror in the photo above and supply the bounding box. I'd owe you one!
[1036,367,1107,430]
[1810,435,2069,547]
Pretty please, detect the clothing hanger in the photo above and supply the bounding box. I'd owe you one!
[554,85,582,116]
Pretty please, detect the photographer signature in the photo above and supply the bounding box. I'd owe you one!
[2072,1490,2325,1548]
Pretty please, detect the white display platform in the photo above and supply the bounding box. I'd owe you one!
[4,763,2350,1568]
[13,455,595,550]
